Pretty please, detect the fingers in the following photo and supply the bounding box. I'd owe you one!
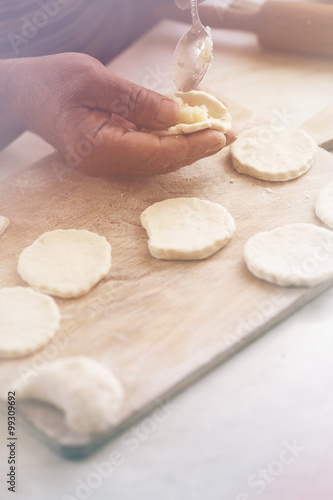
[225,130,238,147]
[92,69,180,131]
[79,126,228,177]
[109,114,137,131]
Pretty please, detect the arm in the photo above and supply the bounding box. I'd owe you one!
[0,53,234,175]
[0,60,26,149]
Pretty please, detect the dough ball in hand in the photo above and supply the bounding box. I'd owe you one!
[146,90,232,136]
[141,197,236,260]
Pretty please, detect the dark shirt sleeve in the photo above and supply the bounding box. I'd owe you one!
[0,0,174,63]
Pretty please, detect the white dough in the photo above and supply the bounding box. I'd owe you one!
[0,287,60,358]
[244,223,333,287]
[315,181,333,228]
[18,229,112,298]
[148,91,232,136]
[0,216,9,236]
[141,197,236,260]
[15,356,124,435]
[230,126,317,181]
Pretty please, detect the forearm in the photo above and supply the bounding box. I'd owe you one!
[0,59,27,150]
[0,56,62,151]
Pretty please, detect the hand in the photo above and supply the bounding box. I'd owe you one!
[3,53,235,176]
[174,0,206,10]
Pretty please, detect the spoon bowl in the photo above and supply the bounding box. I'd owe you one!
[173,0,213,92]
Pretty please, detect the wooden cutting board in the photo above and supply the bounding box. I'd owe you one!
[1,18,333,458]
[0,133,333,457]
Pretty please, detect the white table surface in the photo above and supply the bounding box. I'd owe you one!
[1,12,333,500]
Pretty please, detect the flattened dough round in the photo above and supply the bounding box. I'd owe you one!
[15,356,124,435]
[244,223,333,287]
[141,197,236,260]
[149,91,232,136]
[315,181,333,228]
[18,229,111,298]
[230,126,317,181]
[0,287,60,358]
[0,216,9,236]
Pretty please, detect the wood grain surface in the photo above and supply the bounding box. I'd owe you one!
[0,136,332,457]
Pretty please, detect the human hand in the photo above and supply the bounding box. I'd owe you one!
[6,53,235,176]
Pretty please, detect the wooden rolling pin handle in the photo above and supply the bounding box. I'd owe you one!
[211,1,333,57]
[257,1,333,57]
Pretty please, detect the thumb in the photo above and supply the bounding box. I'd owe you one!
[97,70,180,130]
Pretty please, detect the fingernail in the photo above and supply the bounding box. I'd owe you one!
[225,131,238,145]
[207,144,223,155]
[155,99,179,126]
[206,133,226,154]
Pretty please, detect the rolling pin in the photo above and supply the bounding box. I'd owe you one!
[156,1,333,57]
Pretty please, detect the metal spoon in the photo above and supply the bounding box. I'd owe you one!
[173,0,213,92]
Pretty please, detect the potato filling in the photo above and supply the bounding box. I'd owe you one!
[172,96,210,124]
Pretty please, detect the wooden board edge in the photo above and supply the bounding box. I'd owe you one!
[9,281,332,460]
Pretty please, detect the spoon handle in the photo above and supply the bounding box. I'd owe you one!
[191,0,200,25]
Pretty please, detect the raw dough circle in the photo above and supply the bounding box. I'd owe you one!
[18,229,112,298]
[244,223,333,287]
[315,181,333,228]
[141,197,236,260]
[230,126,317,181]
[0,287,60,358]
[15,356,124,435]
[148,91,232,136]
[0,215,9,236]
